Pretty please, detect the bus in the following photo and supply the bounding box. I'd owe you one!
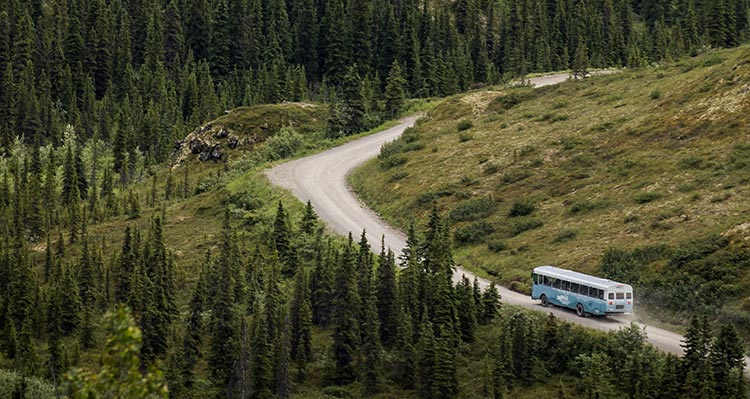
[531,266,633,317]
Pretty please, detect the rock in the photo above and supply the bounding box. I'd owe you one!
[214,129,228,139]
[260,122,269,131]
[197,145,223,162]
[174,140,185,152]
[189,138,208,154]
[210,145,222,160]
[228,136,239,149]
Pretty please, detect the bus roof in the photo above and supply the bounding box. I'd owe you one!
[532,265,632,291]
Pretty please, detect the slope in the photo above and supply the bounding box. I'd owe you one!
[350,46,750,328]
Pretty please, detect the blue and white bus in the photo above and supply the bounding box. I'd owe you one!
[531,266,633,317]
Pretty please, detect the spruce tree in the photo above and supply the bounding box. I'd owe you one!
[481,282,500,324]
[384,61,407,118]
[456,275,477,343]
[375,240,398,345]
[332,236,361,384]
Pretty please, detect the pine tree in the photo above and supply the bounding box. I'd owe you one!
[361,290,381,395]
[251,299,274,398]
[481,282,500,324]
[332,236,361,384]
[209,210,240,392]
[300,200,319,235]
[416,313,437,398]
[376,240,398,345]
[456,275,477,343]
[710,324,746,397]
[394,308,417,389]
[341,66,366,135]
[384,61,407,118]
[210,0,232,78]
[290,269,312,381]
[321,0,350,84]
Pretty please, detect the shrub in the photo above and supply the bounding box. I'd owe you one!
[569,200,598,214]
[458,132,473,142]
[264,127,304,160]
[650,89,661,100]
[487,239,507,252]
[388,171,408,182]
[502,169,532,184]
[379,153,407,170]
[553,228,578,243]
[454,221,495,244]
[728,143,750,169]
[483,162,500,174]
[508,200,535,217]
[510,218,544,236]
[449,197,496,222]
[457,120,474,131]
[417,188,455,205]
[634,191,663,204]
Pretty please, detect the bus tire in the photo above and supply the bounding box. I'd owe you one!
[576,303,585,317]
[540,294,549,307]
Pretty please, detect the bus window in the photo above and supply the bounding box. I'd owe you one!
[616,293,624,300]
[608,293,614,300]
[561,281,570,291]
[626,292,632,299]
[571,283,579,293]
[583,286,592,297]
[543,275,551,286]
[552,278,561,289]
[597,289,604,300]
[532,273,538,284]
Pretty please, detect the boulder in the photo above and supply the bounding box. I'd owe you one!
[214,129,229,139]
[210,145,222,160]
[189,138,208,154]
[228,136,239,149]
[174,140,185,152]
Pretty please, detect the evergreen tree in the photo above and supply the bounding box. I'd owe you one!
[332,236,361,384]
[384,61,407,118]
[376,240,398,345]
[481,282,500,324]
[456,275,477,343]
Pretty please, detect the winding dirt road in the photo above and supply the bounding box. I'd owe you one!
[266,73,687,356]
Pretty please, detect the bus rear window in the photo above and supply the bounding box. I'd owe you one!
[608,293,614,300]
[626,292,632,299]
[616,293,625,300]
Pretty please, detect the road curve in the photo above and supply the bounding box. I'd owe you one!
[265,73,687,356]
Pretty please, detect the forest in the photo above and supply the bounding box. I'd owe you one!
[1,0,750,397]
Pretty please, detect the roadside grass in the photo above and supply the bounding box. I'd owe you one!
[349,46,750,327]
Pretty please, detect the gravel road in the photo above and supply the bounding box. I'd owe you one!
[265,72,696,358]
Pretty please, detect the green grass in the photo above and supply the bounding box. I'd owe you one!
[349,46,750,328]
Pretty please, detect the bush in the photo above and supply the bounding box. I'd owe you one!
[650,89,661,100]
[569,200,598,214]
[264,127,304,160]
[483,162,500,174]
[458,132,473,142]
[416,188,455,205]
[634,191,663,204]
[454,221,495,244]
[553,228,578,243]
[487,239,507,252]
[508,200,535,217]
[388,171,409,182]
[449,197,496,222]
[510,218,544,236]
[457,120,474,131]
[379,153,407,170]
[502,169,532,184]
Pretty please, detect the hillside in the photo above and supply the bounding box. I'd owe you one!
[350,46,750,327]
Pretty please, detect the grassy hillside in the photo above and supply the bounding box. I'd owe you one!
[350,46,750,327]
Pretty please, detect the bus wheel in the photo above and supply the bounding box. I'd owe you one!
[576,303,585,317]
[540,294,548,307]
